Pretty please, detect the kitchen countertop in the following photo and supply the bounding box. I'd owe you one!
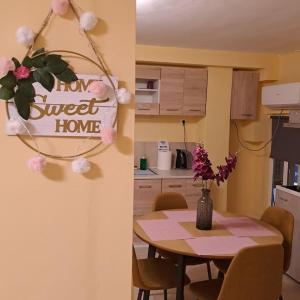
[134,168,194,180]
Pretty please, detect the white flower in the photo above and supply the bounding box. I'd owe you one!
[80,12,98,31]
[71,157,91,174]
[16,26,34,47]
[117,88,131,104]
[5,118,26,135]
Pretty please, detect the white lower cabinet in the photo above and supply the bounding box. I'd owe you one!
[133,177,201,246]
[276,187,300,282]
[134,178,201,217]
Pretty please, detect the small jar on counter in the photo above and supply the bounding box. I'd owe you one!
[139,157,147,170]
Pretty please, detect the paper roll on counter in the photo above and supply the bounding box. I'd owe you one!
[157,150,172,170]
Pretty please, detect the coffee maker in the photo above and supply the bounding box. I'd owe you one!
[175,149,187,169]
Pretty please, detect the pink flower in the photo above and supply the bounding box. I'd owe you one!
[192,144,237,186]
[88,81,109,98]
[0,57,15,77]
[51,0,70,16]
[14,66,30,80]
[101,127,116,145]
[27,155,47,172]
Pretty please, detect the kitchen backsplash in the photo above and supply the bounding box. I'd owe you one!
[134,141,197,169]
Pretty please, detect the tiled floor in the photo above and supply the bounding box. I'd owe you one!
[134,246,300,300]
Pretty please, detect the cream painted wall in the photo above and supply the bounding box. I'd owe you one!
[278,52,300,82]
[135,115,203,142]
[0,1,135,300]
[135,44,280,145]
[135,44,281,216]
[228,52,300,218]
[204,67,232,211]
[136,44,279,81]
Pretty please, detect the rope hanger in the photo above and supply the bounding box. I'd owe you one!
[6,0,119,159]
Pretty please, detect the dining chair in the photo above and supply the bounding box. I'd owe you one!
[132,246,190,300]
[189,244,284,300]
[153,192,212,280]
[213,206,294,299]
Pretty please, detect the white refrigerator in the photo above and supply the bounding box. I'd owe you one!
[276,185,300,283]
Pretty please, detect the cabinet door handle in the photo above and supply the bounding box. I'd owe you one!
[192,183,203,187]
[168,184,182,188]
[188,109,201,112]
[139,185,152,189]
[166,109,179,111]
[279,196,288,202]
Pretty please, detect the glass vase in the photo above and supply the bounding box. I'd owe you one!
[196,188,213,230]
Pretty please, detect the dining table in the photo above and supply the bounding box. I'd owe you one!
[133,209,283,300]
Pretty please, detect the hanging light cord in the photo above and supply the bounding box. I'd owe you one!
[233,110,284,152]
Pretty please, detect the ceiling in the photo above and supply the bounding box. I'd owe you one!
[136,0,300,53]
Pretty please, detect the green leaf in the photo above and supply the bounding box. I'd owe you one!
[31,56,45,68]
[0,71,17,89]
[12,57,21,68]
[33,69,54,92]
[14,88,31,120]
[45,55,68,74]
[55,68,78,83]
[30,48,46,68]
[32,48,45,57]
[22,56,32,68]
[18,80,36,102]
[0,86,14,100]
[45,54,62,64]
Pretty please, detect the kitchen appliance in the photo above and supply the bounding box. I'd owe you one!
[157,141,172,170]
[275,185,300,282]
[175,149,187,169]
[262,83,300,108]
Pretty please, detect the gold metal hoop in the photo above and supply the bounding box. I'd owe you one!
[5,50,118,159]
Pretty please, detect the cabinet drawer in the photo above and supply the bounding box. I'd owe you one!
[183,104,205,116]
[160,104,182,115]
[136,103,159,115]
[162,179,186,194]
[134,180,161,216]
[136,65,161,80]
[185,195,199,210]
[185,179,202,196]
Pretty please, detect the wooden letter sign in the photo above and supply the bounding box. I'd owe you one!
[7,74,118,137]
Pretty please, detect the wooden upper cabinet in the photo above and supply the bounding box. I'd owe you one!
[231,70,259,120]
[160,67,185,115]
[183,68,208,116]
[136,65,161,80]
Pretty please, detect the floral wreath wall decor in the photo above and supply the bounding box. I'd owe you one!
[0,0,132,174]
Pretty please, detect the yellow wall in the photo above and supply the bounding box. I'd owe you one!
[135,44,281,215]
[204,67,233,211]
[136,45,279,81]
[0,1,135,300]
[135,44,279,145]
[135,115,203,142]
[278,52,300,82]
[228,52,300,218]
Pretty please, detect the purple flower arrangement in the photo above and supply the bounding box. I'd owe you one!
[192,144,237,188]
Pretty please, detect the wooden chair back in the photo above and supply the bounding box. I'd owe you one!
[261,206,294,272]
[153,192,188,211]
[132,246,144,288]
[218,244,283,300]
